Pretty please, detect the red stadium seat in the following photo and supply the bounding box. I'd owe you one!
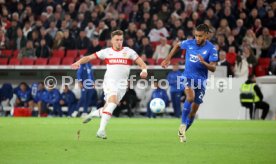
[255,65,267,77]
[258,58,271,67]
[35,58,48,65]
[66,50,78,58]
[21,58,35,65]
[48,57,61,65]
[52,49,65,58]
[61,57,74,65]
[0,58,8,65]
[1,49,13,57]
[13,50,19,58]
[156,58,164,65]
[171,58,184,65]
[147,58,156,65]
[90,59,101,65]
[79,49,88,56]
[9,58,20,65]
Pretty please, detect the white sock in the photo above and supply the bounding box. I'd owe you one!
[90,107,103,118]
[99,103,116,132]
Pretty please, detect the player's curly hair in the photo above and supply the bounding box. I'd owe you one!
[196,24,211,33]
[111,30,124,38]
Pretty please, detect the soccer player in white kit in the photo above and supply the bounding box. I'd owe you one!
[71,30,148,139]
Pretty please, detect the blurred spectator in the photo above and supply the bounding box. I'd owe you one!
[125,22,137,40]
[148,19,169,42]
[85,22,96,40]
[36,39,51,58]
[45,83,62,117]
[19,40,36,58]
[252,18,263,37]
[226,46,237,66]
[218,50,234,77]
[47,21,58,39]
[63,29,76,50]
[271,51,276,75]
[126,38,140,53]
[14,82,34,112]
[87,38,102,55]
[258,28,272,58]
[60,85,77,117]
[152,37,171,61]
[75,31,90,50]
[33,82,48,116]
[167,63,182,117]
[12,28,27,50]
[72,63,96,117]
[139,37,154,58]
[52,31,64,50]
[0,30,10,49]
[234,54,249,78]
[39,27,53,48]
[23,21,32,38]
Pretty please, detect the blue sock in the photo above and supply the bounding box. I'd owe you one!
[186,116,195,131]
[181,101,192,124]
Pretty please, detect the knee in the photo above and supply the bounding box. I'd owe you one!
[186,96,194,103]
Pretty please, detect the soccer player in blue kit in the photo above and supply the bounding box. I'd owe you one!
[161,24,218,142]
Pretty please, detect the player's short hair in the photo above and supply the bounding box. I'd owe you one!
[111,30,124,38]
[196,24,211,33]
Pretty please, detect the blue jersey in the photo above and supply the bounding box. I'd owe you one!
[16,88,32,102]
[34,89,48,103]
[45,89,60,104]
[180,39,218,81]
[61,90,77,105]
[77,63,94,82]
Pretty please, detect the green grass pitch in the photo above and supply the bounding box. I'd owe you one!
[0,118,276,164]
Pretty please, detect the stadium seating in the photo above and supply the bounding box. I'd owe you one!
[79,49,88,56]
[52,49,65,58]
[156,58,164,65]
[61,57,74,65]
[9,58,20,65]
[147,58,156,65]
[13,50,19,58]
[0,58,8,65]
[171,58,184,65]
[1,49,13,57]
[21,58,35,65]
[48,57,61,65]
[258,58,271,67]
[66,50,78,58]
[35,58,48,65]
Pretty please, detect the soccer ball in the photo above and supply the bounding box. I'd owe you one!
[150,98,165,113]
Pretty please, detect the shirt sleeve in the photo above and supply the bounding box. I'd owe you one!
[208,46,219,62]
[128,48,139,61]
[96,48,107,60]
[180,40,188,50]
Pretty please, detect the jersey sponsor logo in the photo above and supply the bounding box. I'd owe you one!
[189,54,199,63]
[213,53,218,57]
[188,46,193,50]
[105,58,133,65]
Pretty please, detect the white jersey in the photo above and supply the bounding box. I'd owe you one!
[96,47,139,81]
[95,47,139,102]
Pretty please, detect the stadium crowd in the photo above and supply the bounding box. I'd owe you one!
[0,0,276,117]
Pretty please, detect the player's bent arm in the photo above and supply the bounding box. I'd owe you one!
[161,42,180,68]
[203,62,217,72]
[77,53,97,64]
[165,42,180,60]
[135,57,148,78]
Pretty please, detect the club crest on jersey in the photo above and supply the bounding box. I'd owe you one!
[203,50,207,54]
[189,54,199,63]
[122,52,128,57]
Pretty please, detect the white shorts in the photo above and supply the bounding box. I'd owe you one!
[103,80,127,103]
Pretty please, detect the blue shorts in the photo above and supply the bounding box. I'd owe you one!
[180,77,206,104]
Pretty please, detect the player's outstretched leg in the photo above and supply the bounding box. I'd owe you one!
[178,101,192,142]
[96,102,117,139]
[83,107,103,124]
